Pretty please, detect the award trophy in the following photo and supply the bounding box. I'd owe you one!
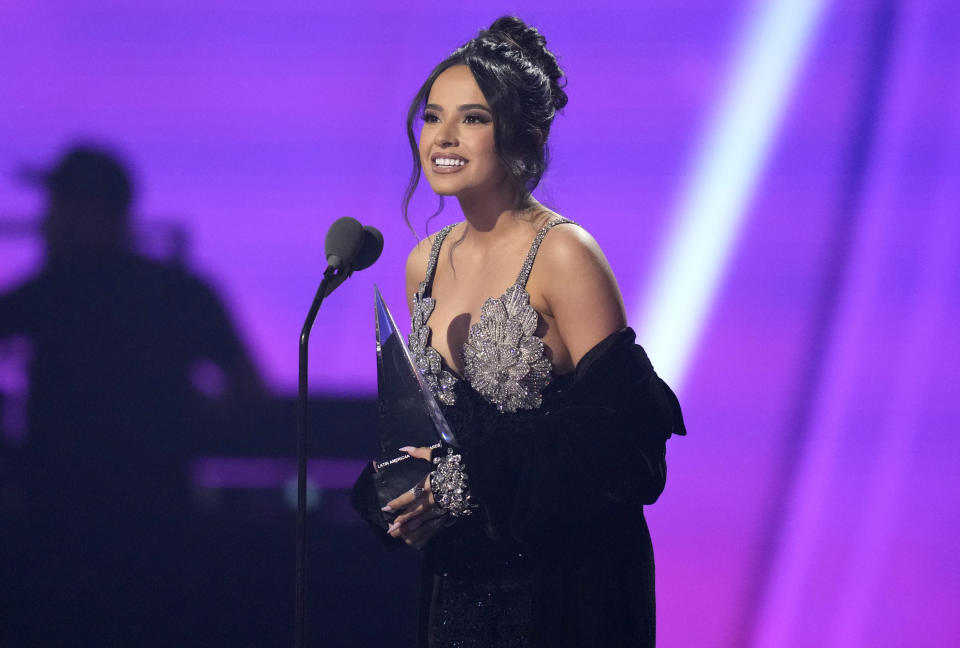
[370,286,457,524]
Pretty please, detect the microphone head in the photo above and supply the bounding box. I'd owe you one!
[324,217,364,269]
[353,225,384,271]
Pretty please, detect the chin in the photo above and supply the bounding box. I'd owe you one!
[425,178,466,197]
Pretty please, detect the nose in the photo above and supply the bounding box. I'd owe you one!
[434,120,458,148]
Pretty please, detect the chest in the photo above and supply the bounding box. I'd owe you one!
[408,218,577,412]
[429,266,513,365]
[425,280,573,388]
[426,251,573,375]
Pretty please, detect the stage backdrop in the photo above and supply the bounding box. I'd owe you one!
[1,1,957,646]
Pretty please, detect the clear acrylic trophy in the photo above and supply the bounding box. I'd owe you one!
[371,286,457,510]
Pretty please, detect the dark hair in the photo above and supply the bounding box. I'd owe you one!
[403,16,567,231]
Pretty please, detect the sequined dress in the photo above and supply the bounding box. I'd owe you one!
[356,216,686,648]
[410,218,573,647]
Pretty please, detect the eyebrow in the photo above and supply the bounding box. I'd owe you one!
[424,103,493,114]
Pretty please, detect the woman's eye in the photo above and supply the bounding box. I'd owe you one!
[464,114,490,124]
[422,113,440,123]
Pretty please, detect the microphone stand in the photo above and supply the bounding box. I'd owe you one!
[296,263,351,648]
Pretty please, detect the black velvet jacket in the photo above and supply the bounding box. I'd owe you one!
[353,328,685,647]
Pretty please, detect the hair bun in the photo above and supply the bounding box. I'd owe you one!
[486,16,567,111]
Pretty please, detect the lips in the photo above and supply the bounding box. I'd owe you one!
[430,153,468,174]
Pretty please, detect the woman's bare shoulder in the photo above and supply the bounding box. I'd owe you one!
[405,224,460,295]
[532,218,627,363]
[537,220,612,276]
[405,235,432,277]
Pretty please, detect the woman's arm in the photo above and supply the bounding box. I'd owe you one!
[405,236,433,315]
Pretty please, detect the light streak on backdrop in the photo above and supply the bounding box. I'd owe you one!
[635,0,829,390]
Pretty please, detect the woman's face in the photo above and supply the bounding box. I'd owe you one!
[419,65,504,198]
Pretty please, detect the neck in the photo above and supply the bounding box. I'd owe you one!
[456,182,539,247]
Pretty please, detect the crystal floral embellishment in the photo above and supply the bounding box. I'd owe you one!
[462,284,552,413]
[408,281,458,406]
[431,448,475,517]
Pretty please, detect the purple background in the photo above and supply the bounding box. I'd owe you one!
[2,0,958,646]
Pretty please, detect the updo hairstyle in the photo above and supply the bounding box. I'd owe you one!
[403,16,568,224]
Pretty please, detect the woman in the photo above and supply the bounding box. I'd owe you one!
[354,16,685,648]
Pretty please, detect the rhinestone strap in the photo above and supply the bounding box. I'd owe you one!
[514,217,575,287]
[421,224,456,297]
[430,448,475,517]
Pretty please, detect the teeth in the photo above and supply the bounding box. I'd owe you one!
[434,158,465,167]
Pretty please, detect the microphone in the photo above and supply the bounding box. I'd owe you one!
[353,225,383,271]
[324,217,365,270]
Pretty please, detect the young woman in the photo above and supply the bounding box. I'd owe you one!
[354,16,685,648]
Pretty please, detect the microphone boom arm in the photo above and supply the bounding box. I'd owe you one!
[295,262,349,648]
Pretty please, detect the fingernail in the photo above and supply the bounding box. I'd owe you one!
[381,505,393,512]
[387,522,399,533]
[399,446,413,452]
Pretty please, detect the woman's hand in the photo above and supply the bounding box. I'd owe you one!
[383,446,451,550]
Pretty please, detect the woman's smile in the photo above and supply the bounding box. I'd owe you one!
[431,153,469,173]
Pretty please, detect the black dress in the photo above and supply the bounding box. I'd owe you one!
[355,219,685,648]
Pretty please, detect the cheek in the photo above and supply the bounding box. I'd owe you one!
[479,131,498,162]
[475,137,501,174]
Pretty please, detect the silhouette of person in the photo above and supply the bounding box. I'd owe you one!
[0,144,264,644]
